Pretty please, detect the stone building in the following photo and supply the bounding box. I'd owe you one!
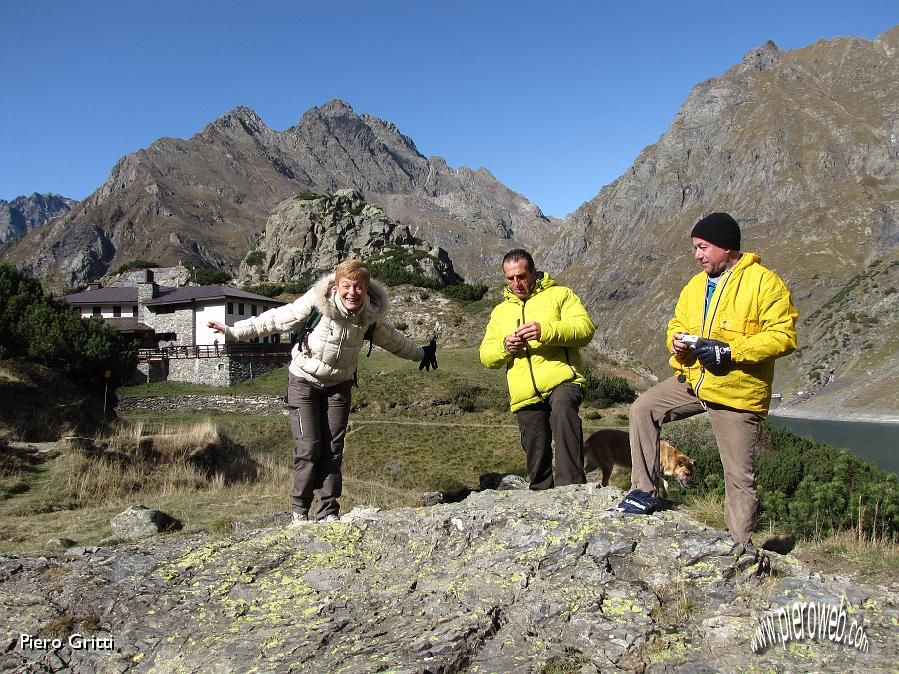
[65,269,291,386]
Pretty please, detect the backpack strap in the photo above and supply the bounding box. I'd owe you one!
[353,321,378,387]
[363,321,377,357]
[293,305,322,351]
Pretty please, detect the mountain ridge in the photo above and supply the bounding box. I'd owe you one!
[0,193,76,245]
[548,27,898,411]
[1,100,551,288]
[2,27,897,414]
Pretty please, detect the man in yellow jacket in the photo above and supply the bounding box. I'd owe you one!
[480,249,597,489]
[618,213,798,544]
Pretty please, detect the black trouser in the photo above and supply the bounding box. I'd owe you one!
[287,372,352,519]
[514,383,586,490]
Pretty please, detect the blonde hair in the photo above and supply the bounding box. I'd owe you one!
[334,259,371,287]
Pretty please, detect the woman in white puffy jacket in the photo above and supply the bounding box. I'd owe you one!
[209,259,437,526]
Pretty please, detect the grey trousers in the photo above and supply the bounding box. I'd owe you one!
[287,372,352,519]
[629,376,761,543]
[515,382,586,490]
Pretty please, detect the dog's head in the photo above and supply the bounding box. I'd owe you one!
[661,440,694,490]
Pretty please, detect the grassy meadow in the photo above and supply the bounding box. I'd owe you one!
[2,346,896,584]
[1,346,630,553]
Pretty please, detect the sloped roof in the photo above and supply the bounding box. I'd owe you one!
[65,285,284,307]
[103,317,155,333]
[143,286,286,306]
[65,286,140,304]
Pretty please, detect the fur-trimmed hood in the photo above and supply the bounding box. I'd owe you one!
[228,269,421,386]
[310,272,390,325]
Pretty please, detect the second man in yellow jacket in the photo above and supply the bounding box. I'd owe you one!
[481,249,597,490]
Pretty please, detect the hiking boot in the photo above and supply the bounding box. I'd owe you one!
[287,512,313,528]
[317,514,339,523]
[614,489,658,515]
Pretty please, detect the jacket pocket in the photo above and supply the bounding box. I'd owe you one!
[714,318,759,340]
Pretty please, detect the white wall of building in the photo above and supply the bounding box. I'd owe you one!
[79,304,138,318]
[195,302,227,345]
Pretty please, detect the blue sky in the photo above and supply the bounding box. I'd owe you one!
[2,1,896,218]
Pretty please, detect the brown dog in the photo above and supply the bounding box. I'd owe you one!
[583,428,694,495]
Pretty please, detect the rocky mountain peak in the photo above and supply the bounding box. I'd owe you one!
[0,193,77,245]
[319,98,354,115]
[206,106,267,136]
[742,39,781,71]
[876,24,899,49]
[239,189,461,286]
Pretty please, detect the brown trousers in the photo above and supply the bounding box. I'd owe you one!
[287,372,352,519]
[515,383,586,490]
[629,376,761,543]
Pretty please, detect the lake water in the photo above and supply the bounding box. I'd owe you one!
[767,416,899,476]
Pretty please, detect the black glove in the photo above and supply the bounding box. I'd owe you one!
[694,338,732,369]
[419,338,438,371]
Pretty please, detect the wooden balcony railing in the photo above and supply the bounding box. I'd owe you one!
[137,343,291,361]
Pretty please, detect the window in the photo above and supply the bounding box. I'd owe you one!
[113,306,122,317]
[272,334,280,344]
[251,337,259,343]
[238,303,244,315]
[227,302,234,314]
[251,304,257,316]
[92,306,101,316]
[132,307,138,317]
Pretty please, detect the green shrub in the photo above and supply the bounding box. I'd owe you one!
[441,283,488,303]
[114,259,160,274]
[185,263,231,285]
[244,251,265,267]
[672,418,898,540]
[240,283,283,298]
[296,191,324,200]
[582,371,636,407]
[367,244,444,289]
[0,264,136,388]
[242,275,315,298]
[449,384,483,413]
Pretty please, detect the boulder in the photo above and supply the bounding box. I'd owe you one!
[109,505,182,540]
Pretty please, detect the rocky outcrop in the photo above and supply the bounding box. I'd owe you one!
[549,27,899,412]
[0,193,76,245]
[239,189,462,286]
[1,486,896,672]
[2,101,550,288]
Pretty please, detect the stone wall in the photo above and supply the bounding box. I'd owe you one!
[117,394,287,416]
[132,360,168,385]
[163,353,290,387]
[144,306,195,347]
[228,353,289,385]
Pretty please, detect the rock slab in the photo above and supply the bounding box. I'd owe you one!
[1,486,896,672]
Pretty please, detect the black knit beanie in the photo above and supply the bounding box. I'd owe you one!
[690,212,741,250]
